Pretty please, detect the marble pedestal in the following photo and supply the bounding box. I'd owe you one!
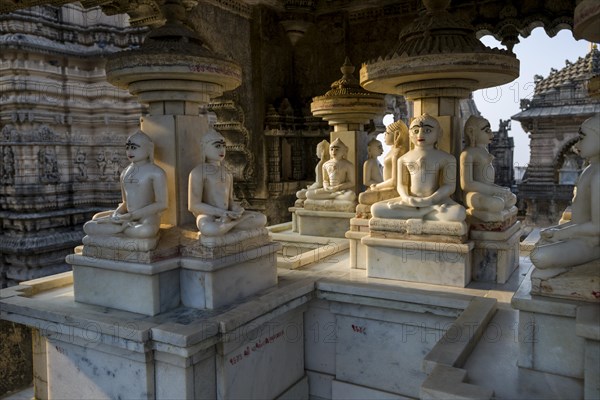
[470,221,522,284]
[180,229,280,309]
[364,236,474,287]
[364,219,472,287]
[180,242,280,309]
[512,277,600,398]
[296,209,354,238]
[345,218,369,270]
[67,248,181,316]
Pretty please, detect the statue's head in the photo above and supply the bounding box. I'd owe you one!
[329,138,348,159]
[464,115,492,147]
[575,114,600,159]
[409,114,441,147]
[385,120,408,146]
[316,140,330,160]
[126,130,154,163]
[367,138,383,157]
[202,128,227,162]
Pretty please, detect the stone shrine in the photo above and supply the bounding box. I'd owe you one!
[0,1,599,400]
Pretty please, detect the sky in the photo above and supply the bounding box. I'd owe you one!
[381,28,591,168]
[473,29,590,167]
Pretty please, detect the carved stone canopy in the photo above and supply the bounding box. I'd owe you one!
[360,0,519,98]
[311,57,385,126]
[0,0,579,50]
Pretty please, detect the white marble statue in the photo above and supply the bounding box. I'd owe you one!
[363,138,384,186]
[296,140,330,206]
[371,114,465,221]
[358,119,408,206]
[83,131,167,239]
[188,129,267,237]
[306,138,356,202]
[460,115,517,221]
[531,114,600,269]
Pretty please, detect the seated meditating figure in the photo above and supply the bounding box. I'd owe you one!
[306,138,356,202]
[296,140,330,206]
[188,129,267,237]
[371,114,465,222]
[531,114,600,270]
[358,120,408,206]
[83,131,167,239]
[363,138,384,186]
[460,115,517,221]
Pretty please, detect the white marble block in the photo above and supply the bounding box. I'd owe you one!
[364,236,473,287]
[512,279,588,381]
[470,221,522,283]
[296,209,354,238]
[346,218,369,270]
[68,251,180,316]
[216,309,305,399]
[331,303,454,398]
[45,336,153,399]
[180,243,280,309]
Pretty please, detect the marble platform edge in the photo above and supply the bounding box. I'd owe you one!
[152,277,318,348]
[277,239,349,270]
[0,294,155,344]
[315,279,473,311]
[1,271,74,299]
[511,270,581,318]
[267,221,293,233]
[180,242,282,272]
[420,364,494,400]
[66,253,180,275]
[295,209,356,218]
[519,228,540,254]
[423,297,497,373]
[271,232,349,246]
[344,230,367,240]
[362,236,474,253]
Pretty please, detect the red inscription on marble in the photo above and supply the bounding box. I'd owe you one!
[352,324,366,335]
[228,329,285,365]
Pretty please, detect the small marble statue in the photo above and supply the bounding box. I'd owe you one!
[371,114,465,221]
[83,131,167,239]
[295,140,330,206]
[358,120,408,206]
[460,115,516,221]
[188,129,267,236]
[306,138,356,201]
[531,114,600,270]
[363,138,384,186]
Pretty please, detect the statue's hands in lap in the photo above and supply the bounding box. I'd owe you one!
[540,227,561,242]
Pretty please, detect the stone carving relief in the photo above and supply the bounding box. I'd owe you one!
[109,151,122,181]
[38,147,60,183]
[74,148,88,181]
[96,150,108,180]
[1,146,15,185]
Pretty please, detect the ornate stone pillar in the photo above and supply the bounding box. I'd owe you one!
[105,4,241,227]
[360,0,519,167]
[311,58,386,194]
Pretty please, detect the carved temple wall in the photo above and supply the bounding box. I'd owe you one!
[0,5,145,287]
